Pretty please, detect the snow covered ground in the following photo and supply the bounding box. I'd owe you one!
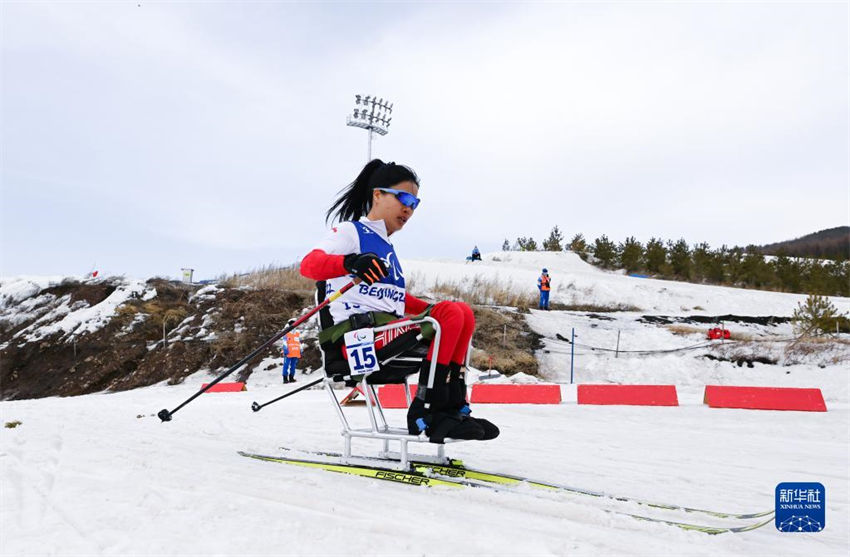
[2,380,847,555]
[2,252,849,555]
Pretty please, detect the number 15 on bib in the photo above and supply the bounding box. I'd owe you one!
[343,328,380,376]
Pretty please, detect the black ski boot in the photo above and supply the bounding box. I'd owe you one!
[407,360,484,443]
[407,397,428,436]
[449,362,499,440]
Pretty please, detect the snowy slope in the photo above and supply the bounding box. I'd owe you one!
[2,255,848,555]
[408,251,850,400]
[405,251,850,316]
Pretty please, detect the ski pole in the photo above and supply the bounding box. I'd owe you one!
[157,280,358,422]
[251,377,323,412]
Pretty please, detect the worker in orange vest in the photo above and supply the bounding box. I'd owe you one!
[282,320,302,383]
[537,268,551,310]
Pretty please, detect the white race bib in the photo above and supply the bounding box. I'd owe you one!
[343,328,380,376]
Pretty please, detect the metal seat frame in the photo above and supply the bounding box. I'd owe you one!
[320,315,467,471]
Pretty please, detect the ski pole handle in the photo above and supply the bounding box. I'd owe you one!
[158,279,358,422]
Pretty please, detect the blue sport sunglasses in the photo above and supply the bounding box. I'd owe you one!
[377,188,421,210]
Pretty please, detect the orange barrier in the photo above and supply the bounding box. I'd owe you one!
[341,386,365,406]
[378,384,419,409]
[577,384,679,406]
[469,384,561,404]
[703,386,827,412]
[201,382,246,392]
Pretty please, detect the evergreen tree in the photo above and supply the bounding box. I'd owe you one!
[823,260,847,296]
[832,260,850,297]
[792,294,846,336]
[569,233,589,260]
[740,245,771,288]
[705,245,726,284]
[618,236,644,273]
[644,237,667,275]
[592,235,618,269]
[801,259,830,295]
[502,239,511,251]
[771,252,797,292]
[724,246,745,285]
[667,239,691,279]
[516,237,538,251]
[542,226,564,251]
[691,242,712,283]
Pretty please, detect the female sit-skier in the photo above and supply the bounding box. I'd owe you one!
[299,159,498,443]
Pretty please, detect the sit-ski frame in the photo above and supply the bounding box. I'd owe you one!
[322,315,468,471]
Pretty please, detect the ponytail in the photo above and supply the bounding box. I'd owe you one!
[326,159,420,224]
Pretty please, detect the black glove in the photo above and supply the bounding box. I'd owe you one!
[343,253,388,285]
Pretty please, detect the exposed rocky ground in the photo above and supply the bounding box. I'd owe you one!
[0,277,316,400]
[0,276,540,401]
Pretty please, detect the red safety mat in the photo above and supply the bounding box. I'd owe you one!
[201,382,246,392]
[470,384,561,404]
[577,384,679,406]
[378,384,419,409]
[703,385,827,412]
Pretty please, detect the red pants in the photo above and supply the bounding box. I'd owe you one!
[426,301,475,366]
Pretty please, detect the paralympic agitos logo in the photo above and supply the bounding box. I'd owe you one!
[382,251,403,282]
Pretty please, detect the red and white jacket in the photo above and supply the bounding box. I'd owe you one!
[300,218,429,326]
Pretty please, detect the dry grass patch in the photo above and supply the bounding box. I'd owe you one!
[407,273,537,307]
[220,264,314,292]
[784,337,850,366]
[549,282,642,311]
[555,302,641,312]
[666,324,705,337]
[707,342,779,366]
[667,324,755,341]
[468,306,542,376]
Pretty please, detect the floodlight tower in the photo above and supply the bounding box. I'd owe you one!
[346,94,393,161]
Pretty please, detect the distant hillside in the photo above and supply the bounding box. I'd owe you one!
[759,226,850,260]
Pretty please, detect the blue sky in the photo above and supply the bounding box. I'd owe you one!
[1,1,848,280]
